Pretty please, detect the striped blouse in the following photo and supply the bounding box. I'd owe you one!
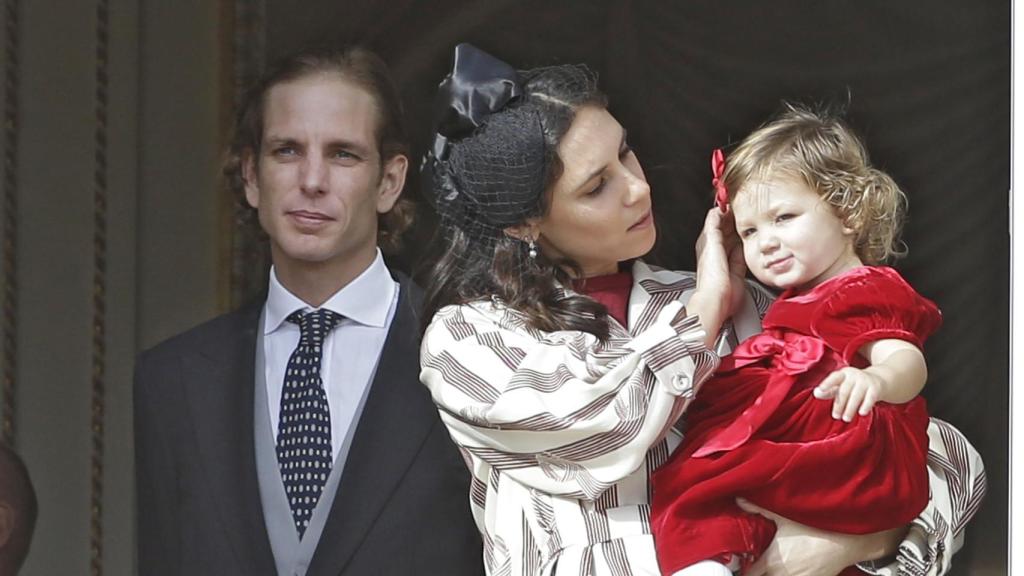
[420,260,985,576]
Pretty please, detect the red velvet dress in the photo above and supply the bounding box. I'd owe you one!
[650,266,941,575]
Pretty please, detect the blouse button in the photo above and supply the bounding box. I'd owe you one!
[672,373,692,396]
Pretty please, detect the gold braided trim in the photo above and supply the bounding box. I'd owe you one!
[91,0,109,573]
[2,0,19,446]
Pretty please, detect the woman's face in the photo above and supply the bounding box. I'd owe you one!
[534,106,655,277]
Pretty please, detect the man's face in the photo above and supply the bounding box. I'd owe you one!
[244,74,405,273]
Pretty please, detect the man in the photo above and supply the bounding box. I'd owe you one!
[134,46,483,575]
[0,443,36,576]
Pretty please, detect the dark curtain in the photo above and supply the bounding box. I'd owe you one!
[264,2,1009,573]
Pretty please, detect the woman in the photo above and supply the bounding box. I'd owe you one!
[419,43,984,576]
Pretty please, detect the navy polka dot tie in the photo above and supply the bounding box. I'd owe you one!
[276,308,342,538]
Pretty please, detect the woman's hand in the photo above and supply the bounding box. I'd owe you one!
[738,499,904,576]
[689,207,747,347]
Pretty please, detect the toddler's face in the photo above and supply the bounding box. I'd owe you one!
[732,176,862,292]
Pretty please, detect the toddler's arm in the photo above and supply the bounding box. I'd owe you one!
[813,338,927,421]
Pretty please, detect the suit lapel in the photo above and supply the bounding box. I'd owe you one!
[307,276,437,576]
[181,305,277,575]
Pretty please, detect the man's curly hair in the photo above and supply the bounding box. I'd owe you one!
[223,45,414,253]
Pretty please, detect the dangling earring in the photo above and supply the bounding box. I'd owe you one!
[528,238,538,259]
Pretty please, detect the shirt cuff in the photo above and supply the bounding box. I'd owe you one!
[626,302,719,398]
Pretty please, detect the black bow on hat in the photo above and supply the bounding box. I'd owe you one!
[422,42,557,233]
[430,43,523,160]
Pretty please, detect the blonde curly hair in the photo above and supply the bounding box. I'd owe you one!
[721,103,908,265]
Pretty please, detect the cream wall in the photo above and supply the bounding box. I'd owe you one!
[0,1,228,574]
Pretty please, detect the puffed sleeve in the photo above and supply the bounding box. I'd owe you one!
[857,418,987,576]
[420,298,719,500]
[810,267,942,363]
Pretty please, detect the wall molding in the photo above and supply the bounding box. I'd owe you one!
[90,0,109,573]
[229,0,268,310]
[2,0,19,446]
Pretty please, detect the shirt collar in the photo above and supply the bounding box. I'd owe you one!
[264,249,396,334]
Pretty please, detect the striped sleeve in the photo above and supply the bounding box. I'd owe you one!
[420,300,716,500]
[857,417,986,576]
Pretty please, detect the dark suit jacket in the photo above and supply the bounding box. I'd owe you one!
[134,272,483,575]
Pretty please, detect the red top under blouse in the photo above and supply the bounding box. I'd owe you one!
[572,270,633,328]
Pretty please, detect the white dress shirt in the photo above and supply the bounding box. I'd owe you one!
[262,249,398,463]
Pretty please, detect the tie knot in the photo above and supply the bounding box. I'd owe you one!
[287,309,343,344]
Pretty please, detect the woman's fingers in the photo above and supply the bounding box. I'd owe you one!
[736,497,776,519]
[745,556,768,576]
[702,207,725,242]
[735,499,776,575]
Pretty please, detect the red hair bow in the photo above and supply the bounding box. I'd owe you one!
[711,148,728,212]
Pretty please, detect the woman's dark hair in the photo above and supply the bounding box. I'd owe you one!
[223,45,413,253]
[422,59,614,339]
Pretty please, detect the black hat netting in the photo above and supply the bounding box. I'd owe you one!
[423,61,601,290]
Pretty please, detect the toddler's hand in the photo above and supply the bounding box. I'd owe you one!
[813,367,883,422]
